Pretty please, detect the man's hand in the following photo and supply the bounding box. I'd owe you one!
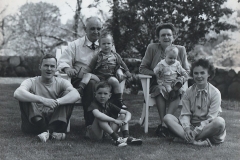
[116,69,125,82]
[64,68,77,77]
[184,128,196,142]
[41,97,58,110]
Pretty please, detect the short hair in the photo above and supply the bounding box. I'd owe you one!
[155,23,176,38]
[190,58,215,79]
[95,81,112,92]
[40,54,57,65]
[165,45,179,55]
[99,31,114,43]
[84,16,102,27]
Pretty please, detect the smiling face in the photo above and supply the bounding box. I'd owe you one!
[158,29,174,47]
[39,58,57,80]
[85,17,102,42]
[100,35,113,54]
[192,66,210,89]
[95,87,112,104]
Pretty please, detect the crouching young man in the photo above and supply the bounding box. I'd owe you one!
[14,54,80,142]
[85,81,142,147]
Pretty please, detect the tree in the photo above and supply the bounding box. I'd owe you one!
[4,2,68,56]
[0,6,8,49]
[73,0,83,39]
[107,0,237,57]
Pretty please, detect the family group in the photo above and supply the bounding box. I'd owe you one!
[14,16,226,147]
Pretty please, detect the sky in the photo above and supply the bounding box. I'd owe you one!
[0,0,240,23]
[0,0,111,24]
[0,0,110,23]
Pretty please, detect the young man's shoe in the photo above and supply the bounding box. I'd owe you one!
[123,137,142,145]
[38,131,49,142]
[115,137,127,147]
[51,132,66,140]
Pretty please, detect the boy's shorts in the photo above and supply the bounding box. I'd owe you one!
[85,125,103,141]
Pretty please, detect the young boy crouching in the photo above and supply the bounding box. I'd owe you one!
[85,81,142,147]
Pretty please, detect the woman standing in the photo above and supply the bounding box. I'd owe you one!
[139,23,190,137]
[164,59,226,146]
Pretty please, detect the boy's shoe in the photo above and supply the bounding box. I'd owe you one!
[169,90,179,101]
[115,137,127,147]
[38,131,49,142]
[123,137,142,145]
[173,81,183,91]
[51,132,66,140]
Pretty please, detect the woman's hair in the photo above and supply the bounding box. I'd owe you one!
[99,30,114,43]
[155,23,176,38]
[95,81,112,92]
[190,58,215,79]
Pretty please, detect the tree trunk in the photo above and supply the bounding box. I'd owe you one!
[112,0,121,52]
[73,0,82,39]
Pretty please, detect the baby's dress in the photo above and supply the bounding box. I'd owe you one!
[152,59,183,99]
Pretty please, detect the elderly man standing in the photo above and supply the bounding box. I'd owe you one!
[14,54,80,142]
[57,16,125,126]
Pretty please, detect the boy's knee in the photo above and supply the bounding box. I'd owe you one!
[118,114,126,120]
[108,77,119,85]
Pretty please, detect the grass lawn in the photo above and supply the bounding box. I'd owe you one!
[0,83,240,160]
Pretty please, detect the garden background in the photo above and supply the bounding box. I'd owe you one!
[0,0,240,159]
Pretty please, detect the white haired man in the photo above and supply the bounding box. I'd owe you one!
[57,17,125,126]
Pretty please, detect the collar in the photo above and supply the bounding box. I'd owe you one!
[161,59,178,67]
[99,50,114,56]
[84,36,99,47]
[94,99,108,110]
[196,83,208,97]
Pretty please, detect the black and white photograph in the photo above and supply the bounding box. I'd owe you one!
[0,0,239,159]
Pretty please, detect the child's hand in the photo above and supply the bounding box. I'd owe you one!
[114,119,126,126]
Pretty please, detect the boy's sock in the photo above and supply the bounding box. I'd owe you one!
[122,130,129,138]
[77,82,86,97]
[110,132,119,141]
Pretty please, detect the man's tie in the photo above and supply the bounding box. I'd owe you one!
[91,42,96,50]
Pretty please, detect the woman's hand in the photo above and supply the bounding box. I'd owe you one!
[184,128,196,142]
